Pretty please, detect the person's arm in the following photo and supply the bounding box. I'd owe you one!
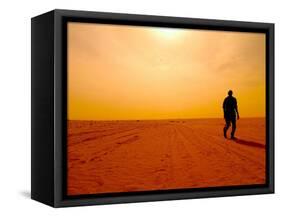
[223,99,226,119]
[235,99,239,120]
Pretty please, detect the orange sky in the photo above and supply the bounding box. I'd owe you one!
[67,22,266,120]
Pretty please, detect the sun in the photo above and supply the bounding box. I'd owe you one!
[153,27,184,40]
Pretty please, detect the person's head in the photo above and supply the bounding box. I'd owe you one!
[228,90,233,96]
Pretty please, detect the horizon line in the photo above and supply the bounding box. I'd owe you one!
[68,116,266,122]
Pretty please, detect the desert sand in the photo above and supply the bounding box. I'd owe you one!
[67,118,266,195]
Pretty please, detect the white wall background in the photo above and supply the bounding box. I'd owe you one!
[0,0,279,216]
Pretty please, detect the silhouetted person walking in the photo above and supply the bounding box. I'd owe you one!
[223,90,239,139]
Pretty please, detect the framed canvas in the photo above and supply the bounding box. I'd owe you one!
[31,9,274,207]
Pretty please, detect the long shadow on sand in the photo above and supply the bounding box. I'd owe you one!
[233,138,265,149]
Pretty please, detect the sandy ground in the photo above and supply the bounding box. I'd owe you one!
[67,118,266,195]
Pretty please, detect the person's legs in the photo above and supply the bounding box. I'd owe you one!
[224,119,231,138]
[230,118,236,139]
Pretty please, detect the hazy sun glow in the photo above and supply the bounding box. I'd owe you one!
[153,27,185,39]
[67,22,266,120]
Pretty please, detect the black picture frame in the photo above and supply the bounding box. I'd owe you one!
[31,9,274,207]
